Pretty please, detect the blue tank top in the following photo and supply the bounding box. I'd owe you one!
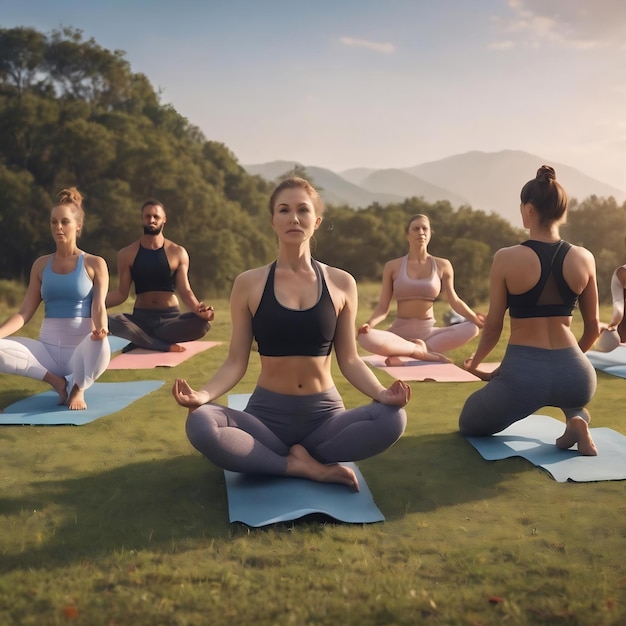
[508,240,578,318]
[131,244,176,294]
[393,255,441,302]
[41,253,93,318]
[252,261,337,357]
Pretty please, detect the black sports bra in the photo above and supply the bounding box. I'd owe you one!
[130,245,176,294]
[507,240,578,318]
[252,261,337,357]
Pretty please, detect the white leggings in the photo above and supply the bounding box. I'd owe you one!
[0,318,110,390]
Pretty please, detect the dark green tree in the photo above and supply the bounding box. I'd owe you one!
[0,27,47,96]
[563,196,626,301]
[0,25,275,295]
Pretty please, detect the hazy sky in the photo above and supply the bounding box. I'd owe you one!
[2,0,626,190]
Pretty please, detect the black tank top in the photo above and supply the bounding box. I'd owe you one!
[130,245,176,294]
[508,240,578,318]
[252,261,337,357]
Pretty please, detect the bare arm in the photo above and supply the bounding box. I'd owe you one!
[464,250,508,371]
[439,257,484,327]
[607,266,626,330]
[577,250,600,353]
[0,258,45,339]
[172,272,253,408]
[358,259,395,333]
[87,255,109,338]
[105,247,134,308]
[333,268,410,406]
[174,246,214,322]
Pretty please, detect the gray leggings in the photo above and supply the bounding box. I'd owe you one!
[108,306,210,351]
[186,386,407,475]
[459,345,597,436]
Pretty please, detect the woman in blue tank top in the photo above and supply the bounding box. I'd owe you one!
[173,178,409,490]
[459,166,600,455]
[0,188,110,410]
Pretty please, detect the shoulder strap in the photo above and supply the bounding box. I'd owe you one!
[550,241,575,301]
[550,241,566,268]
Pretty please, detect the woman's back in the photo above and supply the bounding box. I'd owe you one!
[500,240,594,349]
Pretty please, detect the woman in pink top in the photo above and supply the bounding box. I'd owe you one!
[358,214,484,364]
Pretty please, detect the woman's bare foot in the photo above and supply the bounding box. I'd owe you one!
[410,340,451,363]
[169,343,186,353]
[67,385,87,410]
[556,414,597,456]
[384,356,405,367]
[286,444,359,491]
[383,341,450,366]
[44,372,68,405]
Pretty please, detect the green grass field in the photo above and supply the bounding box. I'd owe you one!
[0,283,624,625]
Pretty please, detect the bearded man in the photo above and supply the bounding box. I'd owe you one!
[106,199,213,352]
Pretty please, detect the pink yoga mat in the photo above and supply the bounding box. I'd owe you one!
[362,355,499,382]
[107,341,221,369]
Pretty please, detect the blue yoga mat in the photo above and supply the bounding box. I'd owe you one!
[602,365,626,378]
[108,335,131,353]
[0,380,164,426]
[465,414,626,482]
[586,346,626,379]
[224,393,385,526]
[224,464,384,527]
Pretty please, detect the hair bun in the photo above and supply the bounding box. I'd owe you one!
[536,165,556,183]
[56,186,83,207]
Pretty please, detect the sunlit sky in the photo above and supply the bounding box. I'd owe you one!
[2,0,626,190]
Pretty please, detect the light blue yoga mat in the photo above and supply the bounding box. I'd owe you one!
[0,380,164,426]
[602,365,626,378]
[224,393,385,527]
[108,335,131,353]
[586,346,626,379]
[224,464,384,527]
[465,414,626,482]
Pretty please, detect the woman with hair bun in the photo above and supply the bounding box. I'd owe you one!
[0,187,110,410]
[459,166,600,455]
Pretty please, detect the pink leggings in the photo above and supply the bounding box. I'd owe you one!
[359,317,478,356]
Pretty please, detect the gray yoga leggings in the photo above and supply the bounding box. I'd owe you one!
[459,344,597,436]
[108,306,210,351]
[186,386,407,475]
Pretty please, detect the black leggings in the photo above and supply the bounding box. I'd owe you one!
[108,307,210,351]
[459,345,597,436]
[186,386,407,475]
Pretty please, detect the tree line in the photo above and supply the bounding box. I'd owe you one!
[314,193,625,305]
[1,26,624,306]
[0,26,276,294]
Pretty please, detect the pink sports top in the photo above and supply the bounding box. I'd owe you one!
[393,255,441,303]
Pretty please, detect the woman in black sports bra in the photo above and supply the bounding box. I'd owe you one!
[173,177,410,490]
[459,166,600,455]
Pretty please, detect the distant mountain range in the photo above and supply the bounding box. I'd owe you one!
[243,150,626,226]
